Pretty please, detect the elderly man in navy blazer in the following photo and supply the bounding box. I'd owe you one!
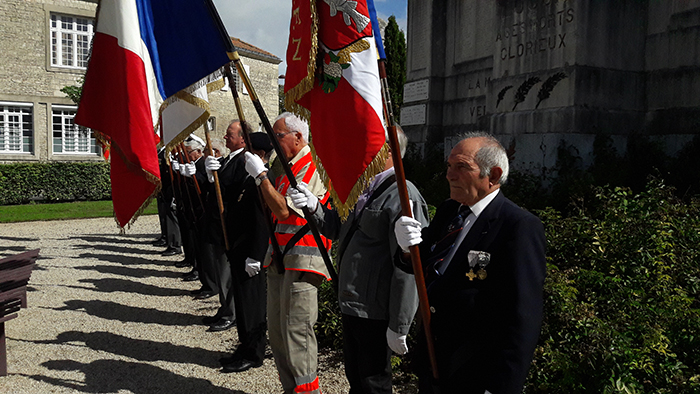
[394,132,546,394]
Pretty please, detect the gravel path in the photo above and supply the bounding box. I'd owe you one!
[0,215,358,394]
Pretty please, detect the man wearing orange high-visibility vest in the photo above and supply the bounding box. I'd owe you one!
[245,112,331,394]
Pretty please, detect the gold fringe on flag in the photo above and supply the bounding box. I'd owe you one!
[284,0,319,121]
[310,142,390,221]
[108,142,162,230]
[157,74,225,164]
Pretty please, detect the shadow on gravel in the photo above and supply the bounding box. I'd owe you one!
[25,359,244,393]
[78,252,163,266]
[0,246,28,255]
[31,331,223,368]
[0,235,39,242]
[70,235,156,245]
[53,300,201,326]
[75,243,162,255]
[74,264,184,279]
[74,278,192,297]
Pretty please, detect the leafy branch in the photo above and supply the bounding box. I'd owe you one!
[536,72,567,108]
[496,85,513,108]
[513,76,541,110]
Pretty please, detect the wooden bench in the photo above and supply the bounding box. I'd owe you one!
[0,249,39,376]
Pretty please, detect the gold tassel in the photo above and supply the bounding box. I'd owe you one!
[309,142,389,221]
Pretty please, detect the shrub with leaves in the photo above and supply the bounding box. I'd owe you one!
[528,180,700,393]
[0,162,111,205]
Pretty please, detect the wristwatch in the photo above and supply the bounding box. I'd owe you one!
[255,172,268,186]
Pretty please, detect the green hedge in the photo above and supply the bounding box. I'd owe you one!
[0,162,111,205]
[315,180,700,393]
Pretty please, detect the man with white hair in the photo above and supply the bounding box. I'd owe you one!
[289,125,428,393]
[394,132,546,394]
[245,112,332,394]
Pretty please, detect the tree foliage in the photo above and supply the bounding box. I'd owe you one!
[384,15,406,122]
[60,77,84,105]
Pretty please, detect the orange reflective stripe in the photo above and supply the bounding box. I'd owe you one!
[294,377,320,393]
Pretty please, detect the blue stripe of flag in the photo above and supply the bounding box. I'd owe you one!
[366,0,386,60]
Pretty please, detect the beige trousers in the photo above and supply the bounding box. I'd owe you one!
[267,266,323,394]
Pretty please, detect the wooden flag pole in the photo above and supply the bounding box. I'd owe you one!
[229,51,338,286]
[378,59,440,381]
[203,122,230,251]
[223,64,285,271]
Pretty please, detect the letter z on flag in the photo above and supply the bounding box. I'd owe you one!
[75,0,231,228]
[284,0,388,220]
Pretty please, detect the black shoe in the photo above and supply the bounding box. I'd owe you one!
[161,247,182,256]
[182,271,199,282]
[175,259,191,268]
[221,358,263,373]
[208,318,235,332]
[194,291,216,300]
[202,314,221,325]
[152,238,168,247]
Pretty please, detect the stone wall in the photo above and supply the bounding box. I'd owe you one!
[0,0,97,163]
[404,0,700,171]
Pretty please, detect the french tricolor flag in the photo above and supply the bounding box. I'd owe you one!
[76,0,231,228]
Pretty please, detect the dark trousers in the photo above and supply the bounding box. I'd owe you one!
[342,314,392,394]
[158,190,181,248]
[194,218,218,294]
[202,222,235,321]
[228,254,267,363]
[177,210,196,267]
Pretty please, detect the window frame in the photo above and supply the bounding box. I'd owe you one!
[51,105,98,156]
[49,12,95,70]
[0,101,34,154]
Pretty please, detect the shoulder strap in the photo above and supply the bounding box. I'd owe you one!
[337,174,396,262]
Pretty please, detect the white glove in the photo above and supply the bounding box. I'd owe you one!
[245,151,267,178]
[171,160,180,172]
[386,328,408,355]
[205,155,221,172]
[394,216,423,252]
[182,163,197,177]
[205,156,220,183]
[244,257,261,277]
[288,182,318,212]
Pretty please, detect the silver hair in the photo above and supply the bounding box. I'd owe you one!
[210,138,226,156]
[458,131,509,184]
[274,112,309,142]
[183,138,203,151]
[385,124,408,158]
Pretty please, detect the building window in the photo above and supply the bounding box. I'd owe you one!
[0,102,33,154]
[51,13,94,69]
[221,64,250,94]
[52,106,97,155]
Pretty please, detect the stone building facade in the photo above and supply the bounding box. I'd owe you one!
[403,0,700,170]
[0,0,280,164]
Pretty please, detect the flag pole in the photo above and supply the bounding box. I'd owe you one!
[202,122,230,251]
[378,59,440,381]
[229,51,338,286]
[223,64,285,272]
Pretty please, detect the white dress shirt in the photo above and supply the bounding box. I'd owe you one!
[438,189,500,274]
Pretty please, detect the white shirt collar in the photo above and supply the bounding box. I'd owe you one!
[468,188,500,218]
[229,147,244,158]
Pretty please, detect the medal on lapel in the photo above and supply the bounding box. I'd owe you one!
[467,250,491,281]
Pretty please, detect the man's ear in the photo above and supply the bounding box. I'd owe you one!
[489,167,503,186]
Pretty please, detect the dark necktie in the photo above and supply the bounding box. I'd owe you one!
[425,205,472,281]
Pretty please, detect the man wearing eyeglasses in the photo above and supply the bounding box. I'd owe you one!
[245,112,332,394]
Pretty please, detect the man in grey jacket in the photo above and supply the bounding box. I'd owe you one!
[289,127,429,393]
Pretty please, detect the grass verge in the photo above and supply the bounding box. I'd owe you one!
[0,200,158,223]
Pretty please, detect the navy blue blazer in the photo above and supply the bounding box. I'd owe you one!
[419,191,546,394]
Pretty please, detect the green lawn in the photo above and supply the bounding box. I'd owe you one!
[0,200,158,223]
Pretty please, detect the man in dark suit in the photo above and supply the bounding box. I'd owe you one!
[155,147,182,254]
[200,120,249,332]
[394,132,546,394]
[219,132,273,373]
